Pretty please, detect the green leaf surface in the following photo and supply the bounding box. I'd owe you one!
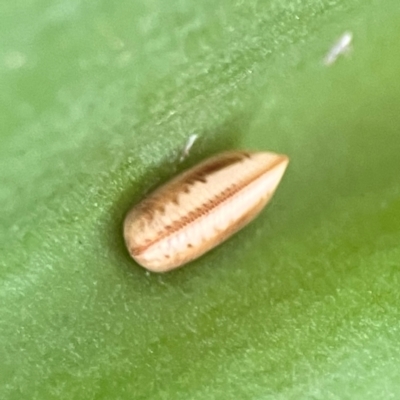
[1,0,400,399]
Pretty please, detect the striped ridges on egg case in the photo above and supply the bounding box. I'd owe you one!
[123,150,289,272]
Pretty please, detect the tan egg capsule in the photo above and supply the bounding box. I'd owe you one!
[124,150,289,272]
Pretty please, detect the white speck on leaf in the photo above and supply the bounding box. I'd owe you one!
[179,134,198,162]
[324,31,353,66]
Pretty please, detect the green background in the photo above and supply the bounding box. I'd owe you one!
[1,0,400,398]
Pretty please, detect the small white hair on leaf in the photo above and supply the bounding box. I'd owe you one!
[179,134,198,162]
[324,31,353,66]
